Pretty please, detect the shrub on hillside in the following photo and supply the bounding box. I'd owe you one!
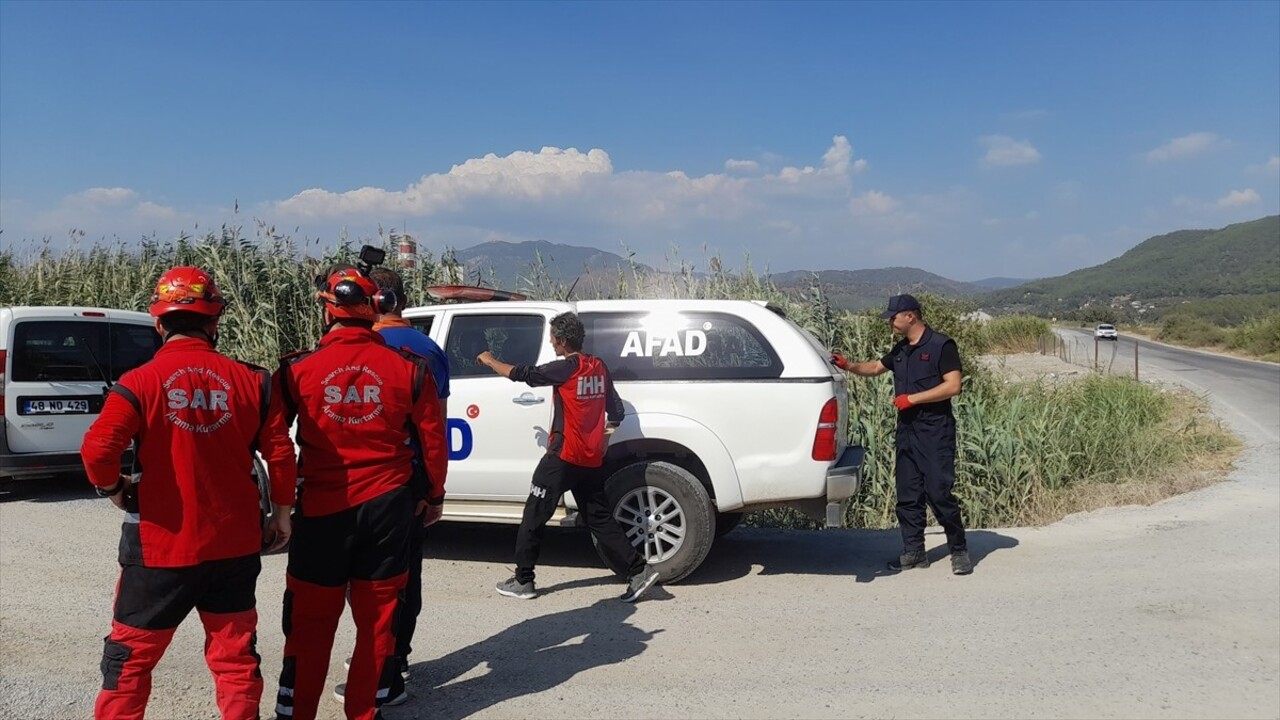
[1158,315,1229,348]
[1228,314,1280,360]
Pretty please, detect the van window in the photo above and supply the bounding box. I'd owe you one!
[446,314,545,378]
[11,321,162,383]
[580,311,782,381]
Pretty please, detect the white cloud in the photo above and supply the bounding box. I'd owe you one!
[724,159,759,172]
[1248,155,1280,175]
[0,137,1046,280]
[16,188,190,240]
[1146,132,1220,162]
[849,190,899,216]
[75,187,139,206]
[1217,188,1260,208]
[1269,156,1280,172]
[276,146,614,219]
[980,135,1041,167]
[771,135,863,184]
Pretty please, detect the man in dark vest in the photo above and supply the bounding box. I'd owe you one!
[831,294,973,575]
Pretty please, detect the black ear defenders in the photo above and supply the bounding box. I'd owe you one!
[372,288,398,314]
[316,268,398,313]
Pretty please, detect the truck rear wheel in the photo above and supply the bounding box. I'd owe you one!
[592,460,715,583]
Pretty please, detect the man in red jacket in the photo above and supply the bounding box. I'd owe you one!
[81,266,298,720]
[478,311,659,603]
[273,266,447,720]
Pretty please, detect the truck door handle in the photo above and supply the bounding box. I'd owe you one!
[512,393,545,406]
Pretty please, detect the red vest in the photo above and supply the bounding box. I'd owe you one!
[552,354,611,467]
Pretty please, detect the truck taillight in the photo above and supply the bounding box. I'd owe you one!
[812,397,838,461]
[0,349,6,416]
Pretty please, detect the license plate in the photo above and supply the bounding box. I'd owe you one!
[22,399,92,415]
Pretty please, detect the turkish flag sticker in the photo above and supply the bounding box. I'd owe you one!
[466,404,480,419]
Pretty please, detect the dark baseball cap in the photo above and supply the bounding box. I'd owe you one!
[878,293,922,319]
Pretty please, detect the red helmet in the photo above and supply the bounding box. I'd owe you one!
[149,266,227,318]
[316,266,379,320]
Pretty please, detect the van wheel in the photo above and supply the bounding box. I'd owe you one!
[592,461,715,584]
[715,511,745,537]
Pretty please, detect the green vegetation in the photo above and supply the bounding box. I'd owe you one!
[980,215,1280,323]
[0,232,1237,529]
[975,315,1054,354]
[1157,313,1280,362]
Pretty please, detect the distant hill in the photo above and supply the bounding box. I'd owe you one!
[450,241,1000,309]
[768,267,987,311]
[971,276,1034,290]
[451,240,651,292]
[978,215,1280,323]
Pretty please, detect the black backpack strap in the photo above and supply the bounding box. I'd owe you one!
[251,367,272,453]
[276,350,312,420]
[109,383,142,414]
[395,347,430,403]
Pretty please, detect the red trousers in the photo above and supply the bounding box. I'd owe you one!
[96,554,263,720]
[275,486,412,720]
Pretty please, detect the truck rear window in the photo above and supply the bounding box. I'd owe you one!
[581,311,782,381]
[10,321,162,383]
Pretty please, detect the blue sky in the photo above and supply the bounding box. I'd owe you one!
[2,1,1277,281]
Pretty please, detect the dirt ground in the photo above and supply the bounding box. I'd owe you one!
[974,351,1089,383]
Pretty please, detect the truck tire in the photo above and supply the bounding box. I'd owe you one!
[592,460,715,583]
[714,511,745,537]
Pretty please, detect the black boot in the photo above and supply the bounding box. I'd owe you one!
[888,549,930,571]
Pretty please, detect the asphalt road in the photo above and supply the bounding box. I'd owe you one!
[1058,327,1280,443]
[1,340,1277,719]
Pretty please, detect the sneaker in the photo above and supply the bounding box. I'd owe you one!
[887,549,930,571]
[495,575,537,599]
[343,656,410,679]
[620,565,660,603]
[951,550,974,575]
[333,682,408,706]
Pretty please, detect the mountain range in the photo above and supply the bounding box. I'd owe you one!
[445,215,1279,321]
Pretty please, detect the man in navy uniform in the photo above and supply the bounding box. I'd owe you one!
[831,294,972,575]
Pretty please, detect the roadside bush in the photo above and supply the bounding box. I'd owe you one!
[1228,314,1280,361]
[978,315,1054,354]
[1158,315,1229,348]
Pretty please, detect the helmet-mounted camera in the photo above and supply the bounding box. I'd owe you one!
[314,245,397,318]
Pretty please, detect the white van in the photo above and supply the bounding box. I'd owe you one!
[0,306,162,480]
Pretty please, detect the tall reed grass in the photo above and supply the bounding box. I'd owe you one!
[0,232,1234,528]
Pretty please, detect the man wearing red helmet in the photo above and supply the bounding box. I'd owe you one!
[273,266,447,720]
[81,266,298,720]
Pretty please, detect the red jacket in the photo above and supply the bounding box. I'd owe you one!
[277,326,447,517]
[81,338,298,567]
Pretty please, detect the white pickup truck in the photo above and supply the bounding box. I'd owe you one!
[388,291,864,582]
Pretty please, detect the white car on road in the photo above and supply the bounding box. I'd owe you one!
[1094,323,1119,341]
